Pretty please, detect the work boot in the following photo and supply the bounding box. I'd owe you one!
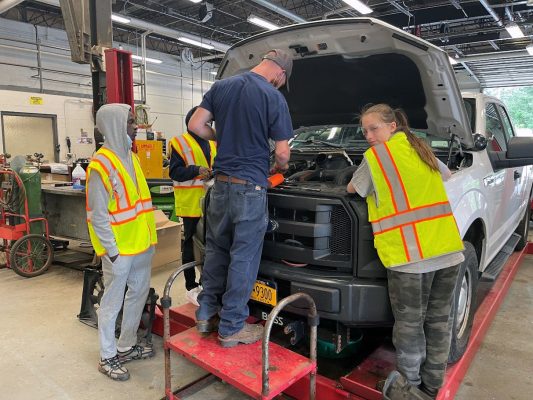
[196,314,220,335]
[98,355,130,381]
[382,371,433,400]
[117,343,154,363]
[418,382,439,399]
[218,323,264,348]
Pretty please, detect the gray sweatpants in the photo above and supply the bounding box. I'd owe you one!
[98,246,154,359]
[387,265,459,389]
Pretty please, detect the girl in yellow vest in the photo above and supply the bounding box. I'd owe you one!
[347,104,464,400]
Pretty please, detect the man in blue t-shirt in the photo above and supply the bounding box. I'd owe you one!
[188,49,293,347]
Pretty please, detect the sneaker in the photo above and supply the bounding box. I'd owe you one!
[382,371,433,400]
[186,285,202,307]
[196,314,220,335]
[98,355,130,381]
[218,323,264,348]
[117,343,154,364]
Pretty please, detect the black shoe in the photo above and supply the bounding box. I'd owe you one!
[382,371,434,400]
[419,382,439,399]
[196,314,220,334]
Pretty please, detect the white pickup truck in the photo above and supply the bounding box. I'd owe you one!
[200,17,533,362]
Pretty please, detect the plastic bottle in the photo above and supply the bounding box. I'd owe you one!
[72,163,86,189]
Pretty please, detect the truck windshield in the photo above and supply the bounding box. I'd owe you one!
[290,125,366,150]
[291,125,451,152]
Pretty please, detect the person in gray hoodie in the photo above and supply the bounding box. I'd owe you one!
[86,103,156,381]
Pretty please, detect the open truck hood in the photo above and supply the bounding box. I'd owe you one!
[217,18,473,148]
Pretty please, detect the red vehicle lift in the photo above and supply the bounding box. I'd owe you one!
[154,243,533,400]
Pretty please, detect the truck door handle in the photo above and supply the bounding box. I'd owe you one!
[514,171,521,180]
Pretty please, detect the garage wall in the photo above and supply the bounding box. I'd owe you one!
[0,17,216,159]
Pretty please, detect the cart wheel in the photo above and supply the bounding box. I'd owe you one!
[10,234,53,278]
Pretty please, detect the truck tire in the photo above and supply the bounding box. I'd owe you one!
[448,242,478,364]
[514,194,531,251]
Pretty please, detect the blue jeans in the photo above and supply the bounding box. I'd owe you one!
[196,180,268,337]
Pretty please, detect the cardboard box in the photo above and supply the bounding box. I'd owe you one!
[153,209,182,268]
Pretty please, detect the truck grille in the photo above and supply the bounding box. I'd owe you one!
[263,192,353,271]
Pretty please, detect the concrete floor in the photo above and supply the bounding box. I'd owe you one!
[1,246,532,399]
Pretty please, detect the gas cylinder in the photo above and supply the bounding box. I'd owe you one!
[19,162,43,234]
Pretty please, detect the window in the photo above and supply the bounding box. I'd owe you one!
[485,103,506,152]
[496,104,515,144]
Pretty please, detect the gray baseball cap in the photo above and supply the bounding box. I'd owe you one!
[262,49,293,91]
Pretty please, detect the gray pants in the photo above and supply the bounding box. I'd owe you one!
[98,247,154,359]
[387,265,459,389]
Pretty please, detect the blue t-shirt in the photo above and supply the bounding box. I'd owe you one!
[200,71,293,187]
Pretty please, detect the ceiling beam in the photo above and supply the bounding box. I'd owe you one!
[0,0,24,14]
[249,0,306,23]
[32,0,230,52]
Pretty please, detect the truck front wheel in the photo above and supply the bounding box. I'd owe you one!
[448,242,478,364]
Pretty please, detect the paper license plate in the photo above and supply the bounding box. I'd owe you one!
[250,279,277,306]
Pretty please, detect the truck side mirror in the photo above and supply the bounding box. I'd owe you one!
[489,136,533,169]
[472,133,487,151]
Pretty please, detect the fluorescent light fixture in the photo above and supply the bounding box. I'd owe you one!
[342,0,373,15]
[177,37,215,50]
[131,55,163,64]
[505,23,525,39]
[210,71,218,75]
[527,44,533,56]
[111,14,131,24]
[188,0,202,3]
[247,14,280,30]
[449,56,458,65]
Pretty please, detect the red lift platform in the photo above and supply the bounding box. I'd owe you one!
[155,243,533,400]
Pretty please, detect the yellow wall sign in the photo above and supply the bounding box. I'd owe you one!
[29,96,43,105]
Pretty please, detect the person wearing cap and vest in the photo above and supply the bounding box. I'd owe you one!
[86,103,157,381]
[169,106,217,306]
[187,49,293,347]
[347,104,464,400]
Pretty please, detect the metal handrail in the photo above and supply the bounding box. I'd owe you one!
[262,292,318,399]
[161,260,201,400]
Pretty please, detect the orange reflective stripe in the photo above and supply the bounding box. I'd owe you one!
[177,135,195,165]
[372,145,408,212]
[412,224,424,259]
[400,227,411,262]
[173,178,204,188]
[371,146,399,213]
[374,213,454,236]
[170,138,186,160]
[371,202,452,233]
[402,224,422,262]
[384,143,410,209]
[98,150,132,209]
[182,134,201,165]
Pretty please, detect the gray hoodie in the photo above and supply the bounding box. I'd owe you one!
[87,104,137,257]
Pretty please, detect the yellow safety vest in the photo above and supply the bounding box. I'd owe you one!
[86,148,157,256]
[365,132,464,268]
[169,133,217,217]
